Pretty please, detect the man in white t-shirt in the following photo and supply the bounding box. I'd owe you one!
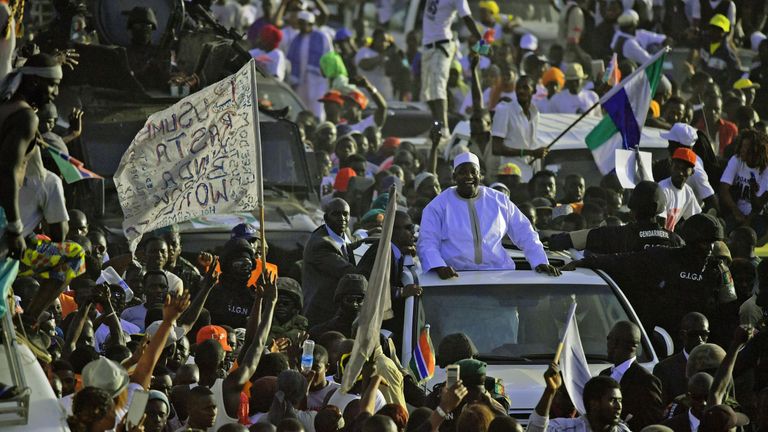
[421,0,482,136]
[490,76,547,182]
[547,63,601,117]
[660,148,702,231]
[355,28,394,100]
[19,147,69,240]
[659,123,718,211]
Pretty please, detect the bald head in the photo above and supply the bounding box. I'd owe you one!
[607,321,640,364]
[688,372,713,397]
[69,209,89,237]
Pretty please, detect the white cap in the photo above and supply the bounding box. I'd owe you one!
[453,152,480,169]
[660,123,698,147]
[617,10,639,26]
[413,171,437,191]
[146,320,186,348]
[297,10,315,23]
[751,31,767,52]
[520,33,538,51]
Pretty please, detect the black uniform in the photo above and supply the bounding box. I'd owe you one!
[580,246,723,337]
[585,221,684,254]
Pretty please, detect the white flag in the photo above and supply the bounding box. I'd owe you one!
[560,302,592,415]
[114,60,263,252]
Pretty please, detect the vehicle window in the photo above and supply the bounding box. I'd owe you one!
[421,283,650,363]
[259,121,309,190]
[257,81,305,122]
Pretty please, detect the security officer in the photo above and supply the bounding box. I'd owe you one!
[698,14,743,89]
[549,181,683,254]
[125,6,170,90]
[565,213,725,338]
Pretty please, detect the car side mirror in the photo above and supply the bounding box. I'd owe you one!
[653,326,674,359]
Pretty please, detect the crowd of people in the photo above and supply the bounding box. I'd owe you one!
[3,0,768,432]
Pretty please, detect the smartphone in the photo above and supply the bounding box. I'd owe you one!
[125,389,149,427]
[446,364,460,388]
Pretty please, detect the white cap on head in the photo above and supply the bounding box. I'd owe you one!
[146,320,185,348]
[617,10,639,26]
[660,123,698,147]
[453,152,480,170]
[751,31,767,52]
[520,33,538,51]
[297,10,315,23]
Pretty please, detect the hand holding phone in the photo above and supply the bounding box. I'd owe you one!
[446,364,460,388]
[125,389,149,428]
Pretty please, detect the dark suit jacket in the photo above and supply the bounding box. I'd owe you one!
[302,225,356,326]
[653,352,688,405]
[600,361,665,431]
[662,413,692,432]
[356,240,408,350]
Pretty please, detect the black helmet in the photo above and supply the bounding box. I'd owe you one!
[628,181,666,218]
[220,238,255,269]
[681,214,724,244]
[277,277,303,309]
[333,274,367,304]
[126,7,158,30]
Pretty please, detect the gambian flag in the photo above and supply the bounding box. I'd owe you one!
[603,53,621,87]
[586,48,667,175]
[409,324,435,383]
[46,147,103,184]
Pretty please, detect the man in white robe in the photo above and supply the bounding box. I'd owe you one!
[417,152,561,279]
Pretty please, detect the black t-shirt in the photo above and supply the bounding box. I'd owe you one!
[586,221,684,254]
[204,282,255,329]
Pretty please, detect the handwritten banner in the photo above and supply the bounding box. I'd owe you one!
[114,61,261,251]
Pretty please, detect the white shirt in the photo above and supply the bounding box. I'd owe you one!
[211,0,243,30]
[19,169,69,237]
[659,177,702,231]
[0,4,15,82]
[94,318,141,352]
[526,411,632,432]
[611,29,666,64]
[326,387,387,413]
[250,48,288,81]
[689,409,701,432]
[690,0,736,26]
[720,155,768,216]
[689,156,716,201]
[421,0,471,45]
[307,381,341,410]
[547,89,601,117]
[491,98,540,181]
[418,186,548,272]
[348,115,376,133]
[355,47,393,100]
[610,357,636,383]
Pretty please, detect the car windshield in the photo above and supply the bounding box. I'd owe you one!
[259,121,310,190]
[421,283,650,363]
[256,80,306,122]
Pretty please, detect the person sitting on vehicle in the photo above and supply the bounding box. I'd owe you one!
[125,7,171,91]
[549,181,684,254]
[418,152,560,279]
[528,364,629,432]
[343,76,387,134]
[249,24,287,81]
[654,312,710,405]
[309,273,366,339]
[268,277,308,347]
[659,148,702,232]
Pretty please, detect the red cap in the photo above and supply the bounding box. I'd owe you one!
[319,90,345,106]
[345,90,368,110]
[334,167,357,192]
[382,137,401,150]
[672,147,697,167]
[196,325,233,352]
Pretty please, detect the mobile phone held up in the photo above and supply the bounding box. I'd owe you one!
[446,364,460,388]
[125,389,149,428]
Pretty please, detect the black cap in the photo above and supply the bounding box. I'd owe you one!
[628,181,667,218]
[681,213,724,244]
[219,238,255,267]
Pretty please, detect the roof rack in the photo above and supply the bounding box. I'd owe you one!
[0,298,30,426]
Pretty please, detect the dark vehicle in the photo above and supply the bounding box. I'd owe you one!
[55,2,321,272]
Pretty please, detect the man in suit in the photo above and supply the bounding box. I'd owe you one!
[600,321,664,430]
[662,372,713,432]
[654,312,710,405]
[356,210,422,349]
[302,198,357,326]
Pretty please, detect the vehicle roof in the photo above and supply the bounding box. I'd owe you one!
[419,268,605,287]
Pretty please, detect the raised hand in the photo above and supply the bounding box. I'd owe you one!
[163,291,191,323]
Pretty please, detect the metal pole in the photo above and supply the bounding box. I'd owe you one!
[249,60,267,279]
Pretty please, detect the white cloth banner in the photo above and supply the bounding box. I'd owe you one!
[560,301,592,415]
[115,61,262,251]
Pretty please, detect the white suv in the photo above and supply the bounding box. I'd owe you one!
[400,263,660,424]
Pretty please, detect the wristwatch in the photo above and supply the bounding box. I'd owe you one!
[436,406,453,420]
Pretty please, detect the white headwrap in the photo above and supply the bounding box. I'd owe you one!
[0,65,63,101]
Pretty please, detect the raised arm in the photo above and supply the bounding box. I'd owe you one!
[177,257,219,334]
[709,326,752,405]
[63,302,92,356]
[131,292,191,389]
[224,272,278,416]
[527,363,562,432]
[360,76,387,128]
[469,52,483,114]
[97,284,126,348]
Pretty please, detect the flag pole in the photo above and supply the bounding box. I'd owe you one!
[528,47,670,165]
[555,295,578,364]
[249,59,267,278]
